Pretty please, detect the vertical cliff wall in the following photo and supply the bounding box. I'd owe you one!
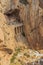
[0,0,43,50]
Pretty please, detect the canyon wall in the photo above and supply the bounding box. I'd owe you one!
[0,0,43,50]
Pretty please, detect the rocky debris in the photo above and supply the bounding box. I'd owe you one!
[10,46,42,65]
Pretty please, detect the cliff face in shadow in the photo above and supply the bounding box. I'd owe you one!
[18,0,43,50]
[39,0,43,8]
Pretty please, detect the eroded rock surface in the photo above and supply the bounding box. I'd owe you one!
[0,0,43,65]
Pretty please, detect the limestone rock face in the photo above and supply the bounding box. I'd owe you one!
[0,0,43,54]
[0,0,11,13]
[0,0,15,13]
[18,0,43,50]
[0,0,43,65]
[0,13,15,49]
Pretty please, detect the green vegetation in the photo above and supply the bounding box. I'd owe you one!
[10,61,22,65]
[10,47,21,63]
[15,47,21,52]
[10,52,17,63]
[24,53,30,57]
